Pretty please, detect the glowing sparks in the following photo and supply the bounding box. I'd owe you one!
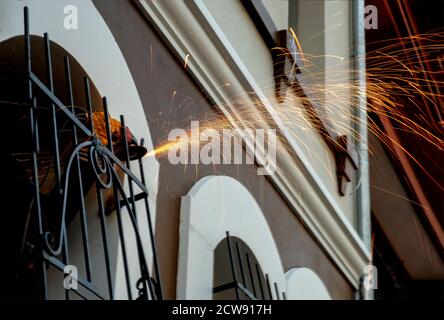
[289,27,306,66]
[145,140,183,158]
[147,32,444,192]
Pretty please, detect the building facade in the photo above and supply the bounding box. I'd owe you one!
[1,0,441,300]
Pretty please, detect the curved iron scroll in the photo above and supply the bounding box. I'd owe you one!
[22,7,162,300]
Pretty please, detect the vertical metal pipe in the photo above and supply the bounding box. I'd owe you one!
[225,232,239,300]
[352,0,371,252]
[353,4,372,302]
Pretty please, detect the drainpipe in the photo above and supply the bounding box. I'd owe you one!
[352,0,373,300]
[352,1,371,254]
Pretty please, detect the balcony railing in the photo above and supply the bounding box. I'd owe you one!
[8,7,164,300]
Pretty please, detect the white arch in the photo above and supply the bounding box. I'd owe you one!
[285,267,331,300]
[0,0,159,299]
[177,175,285,299]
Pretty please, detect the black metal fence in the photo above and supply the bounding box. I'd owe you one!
[15,7,163,300]
[213,232,286,300]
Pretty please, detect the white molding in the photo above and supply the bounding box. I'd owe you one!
[136,0,370,288]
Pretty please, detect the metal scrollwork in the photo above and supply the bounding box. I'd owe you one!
[89,137,113,189]
[23,6,162,300]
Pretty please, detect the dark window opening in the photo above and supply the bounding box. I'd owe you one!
[213,232,285,300]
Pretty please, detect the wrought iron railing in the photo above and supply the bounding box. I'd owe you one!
[213,232,286,300]
[15,7,163,300]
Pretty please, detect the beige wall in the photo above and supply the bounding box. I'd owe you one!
[262,0,289,31]
[202,0,357,228]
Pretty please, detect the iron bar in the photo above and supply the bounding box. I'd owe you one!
[255,263,265,299]
[265,274,273,300]
[86,82,113,299]
[119,115,151,299]
[25,7,47,299]
[95,184,114,300]
[103,99,132,300]
[274,282,280,300]
[246,253,257,298]
[111,172,156,299]
[30,96,47,300]
[225,232,240,300]
[235,242,247,288]
[138,138,163,299]
[64,57,92,281]
[43,33,62,196]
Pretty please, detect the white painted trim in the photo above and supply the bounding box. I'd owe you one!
[137,0,370,288]
[177,175,286,299]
